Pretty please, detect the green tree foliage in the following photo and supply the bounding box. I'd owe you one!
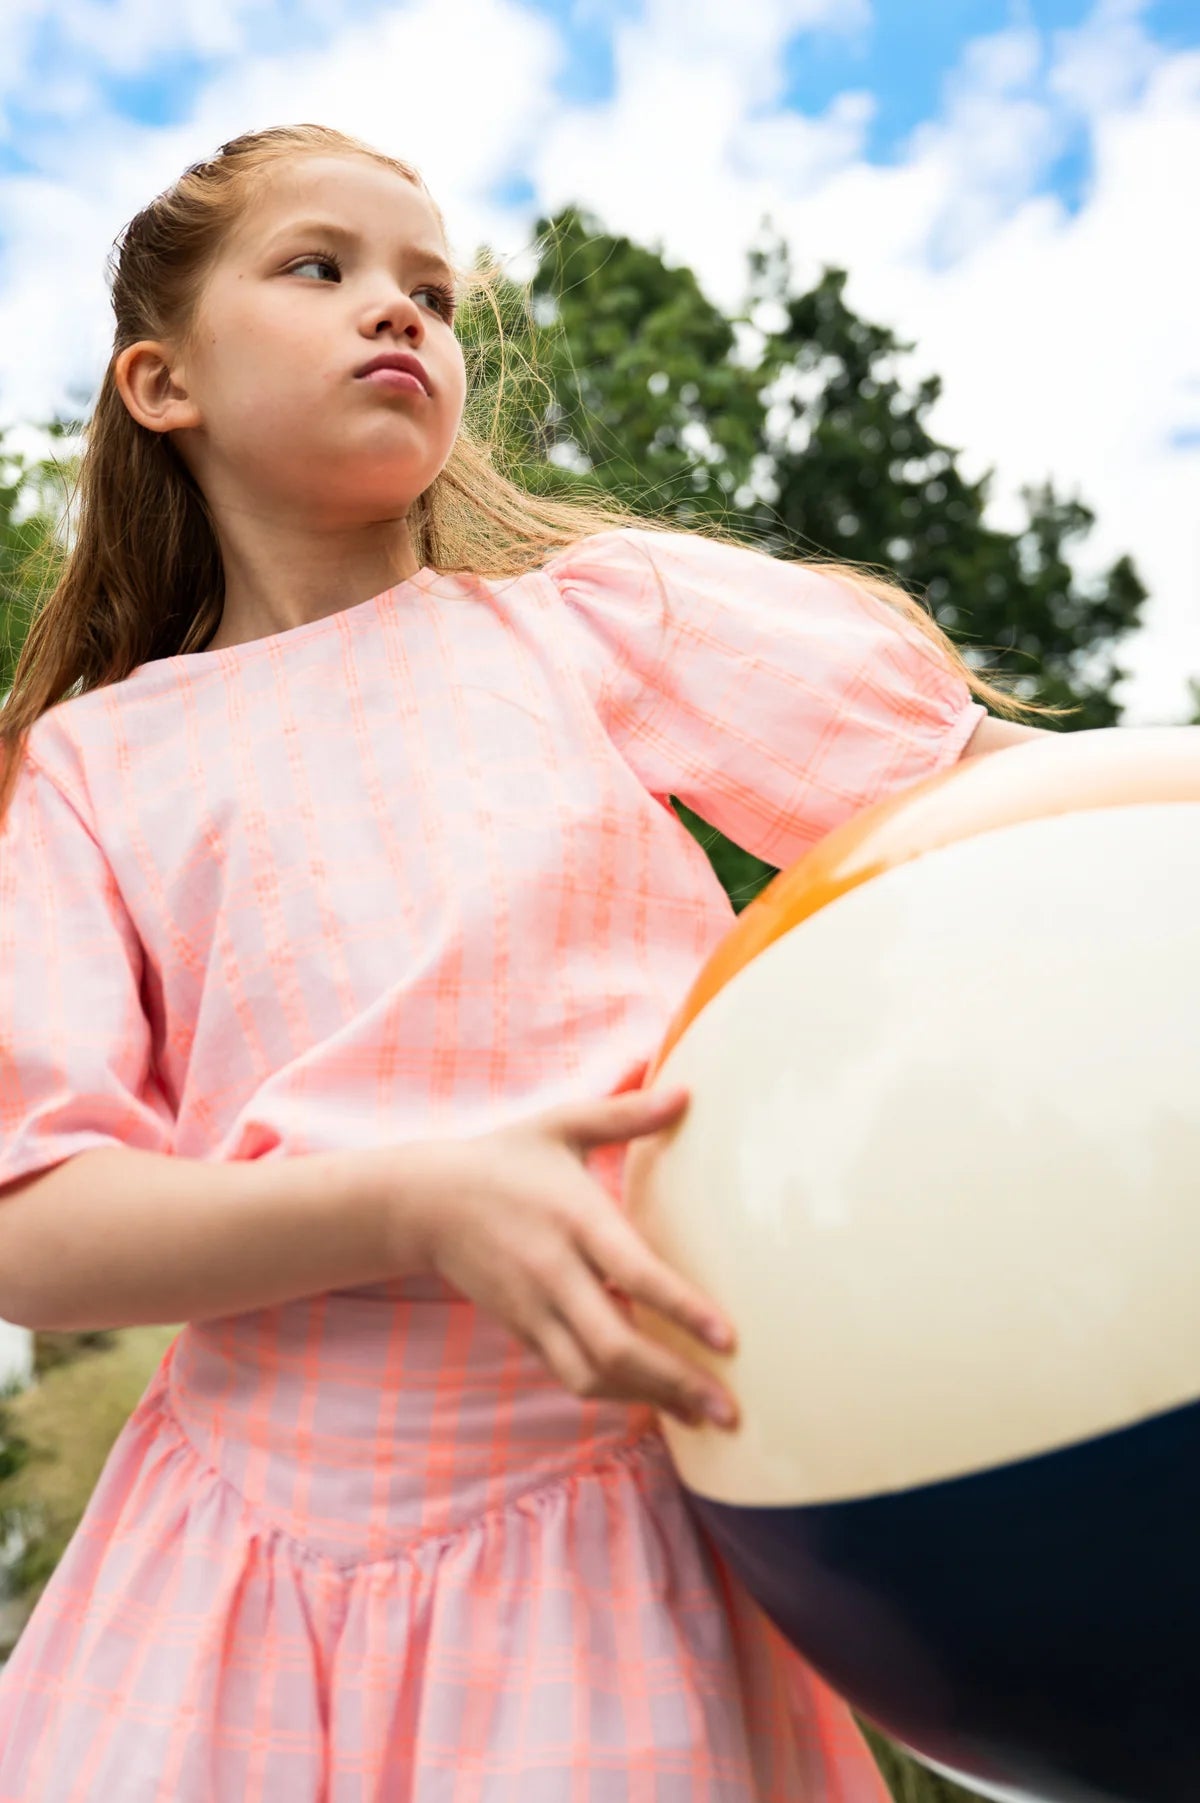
[457,206,1150,910]
[0,416,79,703]
[737,235,1144,732]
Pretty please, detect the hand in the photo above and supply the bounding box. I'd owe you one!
[406,1086,739,1430]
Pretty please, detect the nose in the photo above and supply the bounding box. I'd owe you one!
[368,287,428,339]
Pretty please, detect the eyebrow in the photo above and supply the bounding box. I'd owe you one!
[265,218,457,283]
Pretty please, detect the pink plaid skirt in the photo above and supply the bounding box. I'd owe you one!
[0,1278,890,1800]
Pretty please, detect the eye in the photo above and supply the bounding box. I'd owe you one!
[419,281,458,323]
[286,251,457,323]
[287,249,343,282]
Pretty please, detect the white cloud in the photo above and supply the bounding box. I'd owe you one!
[0,0,1195,720]
[49,0,257,69]
[904,23,1067,264]
[1048,0,1163,115]
[0,0,262,130]
[0,0,560,422]
[525,0,1200,721]
[636,0,872,109]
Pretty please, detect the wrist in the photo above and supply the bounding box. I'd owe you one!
[338,1140,446,1282]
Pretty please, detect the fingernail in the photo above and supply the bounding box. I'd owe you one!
[707,1396,736,1427]
[704,1321,733,1350]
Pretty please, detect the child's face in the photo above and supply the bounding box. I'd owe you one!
[139,154,467,527]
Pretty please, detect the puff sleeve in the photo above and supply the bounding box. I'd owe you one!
[0,745,174,1193]
[545,526,986,868]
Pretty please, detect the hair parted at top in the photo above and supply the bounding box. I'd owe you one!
[0,120,1060,827]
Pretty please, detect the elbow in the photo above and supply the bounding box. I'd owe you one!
[0,1281,88,1334]
[0,1169,61,1329]
[0,1298,41,1332]
[0,1263,44,1330]
[0,1260,50,1332]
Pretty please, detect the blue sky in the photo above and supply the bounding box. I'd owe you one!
[0,0,1188,318]
[5,1,1198,188]
[785,0,1195,184]
[0,0,1195,719]
[516,0,1197,222]
[7,1,1196,186]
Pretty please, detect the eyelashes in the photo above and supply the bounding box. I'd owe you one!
[288,247,458,322]
[421,280,459,324]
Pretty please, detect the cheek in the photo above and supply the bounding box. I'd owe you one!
[448,346,468,411]
[212,329,329,443]
[434,348,468,436]
[214,382,310,455]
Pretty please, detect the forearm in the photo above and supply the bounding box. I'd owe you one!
[0,1142,434,1331]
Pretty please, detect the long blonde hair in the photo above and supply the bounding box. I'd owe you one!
[0,121,1063,829]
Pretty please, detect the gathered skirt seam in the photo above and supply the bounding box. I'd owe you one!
[152,1378,669,1576]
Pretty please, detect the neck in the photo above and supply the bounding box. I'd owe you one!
[205,515,422,652]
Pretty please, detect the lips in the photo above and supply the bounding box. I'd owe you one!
[354,352,430,393]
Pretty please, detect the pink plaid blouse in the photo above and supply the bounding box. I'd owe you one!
[0,526,983,1800]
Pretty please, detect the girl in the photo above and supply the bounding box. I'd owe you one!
[0,123,1048,1800]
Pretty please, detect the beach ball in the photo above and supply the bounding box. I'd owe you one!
[622,727,1200,1803]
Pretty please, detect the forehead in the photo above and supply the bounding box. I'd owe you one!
[228,154,445,257]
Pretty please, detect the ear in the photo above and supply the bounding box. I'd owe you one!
[113,340,202,435]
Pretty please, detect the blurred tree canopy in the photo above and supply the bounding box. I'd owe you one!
[0,415,78,699]
[463,204,1149,907]
[1,206,1153,917]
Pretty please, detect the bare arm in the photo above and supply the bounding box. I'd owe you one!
[0,1143,434,1332]
[960,714,1050,757]
[0,1092,746,1429]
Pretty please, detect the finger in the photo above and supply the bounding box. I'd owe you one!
[558,1266,733,1426]
[556,1085,690,1153]
[580,1208,736,1354]
[534,1310,603,1401]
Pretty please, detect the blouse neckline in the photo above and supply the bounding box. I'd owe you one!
[132,567,437,674]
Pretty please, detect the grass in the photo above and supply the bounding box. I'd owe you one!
[0,1327,981,1800]
[0,1324,179,1628]
[860,1724,979,1802]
